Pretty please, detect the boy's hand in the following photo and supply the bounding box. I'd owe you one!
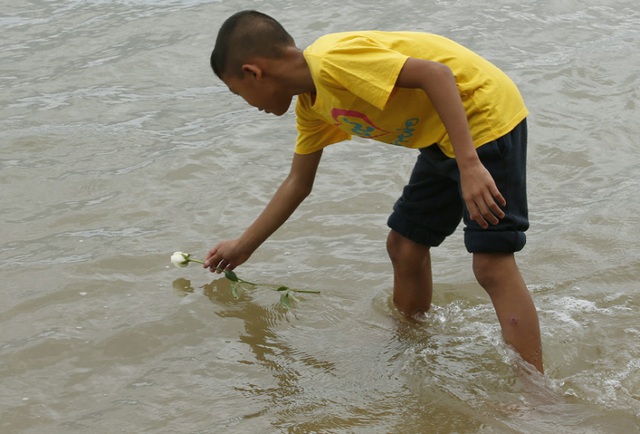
[203,239,252,273]
[459,161,506,229]
[396,58,507,229]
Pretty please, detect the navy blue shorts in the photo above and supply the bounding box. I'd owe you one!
[387,119,529,253]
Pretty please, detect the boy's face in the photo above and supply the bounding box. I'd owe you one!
[223,69,292,116]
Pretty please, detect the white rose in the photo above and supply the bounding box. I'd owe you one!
[170,251,190,268]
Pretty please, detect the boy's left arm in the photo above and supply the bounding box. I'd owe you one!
[396,57,506,229]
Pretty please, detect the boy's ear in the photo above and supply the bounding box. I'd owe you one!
[241,64,262,79]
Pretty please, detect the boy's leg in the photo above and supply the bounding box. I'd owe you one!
[387,229,433,317]
[473,252,543,372]
[462,120,543,371]
[386,146,463,317]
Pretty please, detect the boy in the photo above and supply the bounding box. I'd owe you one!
[204,10,543,372]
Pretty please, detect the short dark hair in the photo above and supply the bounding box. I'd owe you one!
[211,10,295,79]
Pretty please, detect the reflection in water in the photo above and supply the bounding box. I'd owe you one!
[171,277,614,433]
[176,277,365,430]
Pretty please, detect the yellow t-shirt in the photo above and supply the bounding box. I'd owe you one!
[295,31,528,157]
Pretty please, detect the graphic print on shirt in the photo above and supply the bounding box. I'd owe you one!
[331,108,420,146]
[331,109,389,139]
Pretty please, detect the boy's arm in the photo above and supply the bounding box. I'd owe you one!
[396,57,506,229]
[203,149,323,272]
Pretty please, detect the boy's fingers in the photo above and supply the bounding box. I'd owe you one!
[478,211,492,227]
[482,188,506,224]
[491,190,507,214]
[471,196,504,228]
[485,199,504,222]
[207,259,224,273]
[203,251,218,268]
[468,202,488,229]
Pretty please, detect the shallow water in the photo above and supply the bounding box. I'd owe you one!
[1,0,639,433]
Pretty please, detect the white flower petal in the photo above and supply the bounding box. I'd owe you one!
[170,251,189,268]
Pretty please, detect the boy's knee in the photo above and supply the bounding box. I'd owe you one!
[473,266,498,291]
[387,230,429,267]
[472,253,513,289]
[386,230,402,261]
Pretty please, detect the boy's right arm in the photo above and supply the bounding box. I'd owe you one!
[203,149,323,273]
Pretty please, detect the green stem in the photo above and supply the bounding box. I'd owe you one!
[213,266,256,285]
[190,257,319,294]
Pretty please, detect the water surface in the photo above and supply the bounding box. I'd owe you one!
[1,0,639,432]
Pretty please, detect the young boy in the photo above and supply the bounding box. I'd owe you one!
[204,10,543,372]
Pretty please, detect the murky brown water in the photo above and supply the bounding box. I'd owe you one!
[1,0,639,433]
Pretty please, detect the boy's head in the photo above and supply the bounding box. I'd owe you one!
[210,10,295,80]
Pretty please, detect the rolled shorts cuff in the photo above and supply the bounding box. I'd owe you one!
[463,229,526,253]
[387,212,450,247]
